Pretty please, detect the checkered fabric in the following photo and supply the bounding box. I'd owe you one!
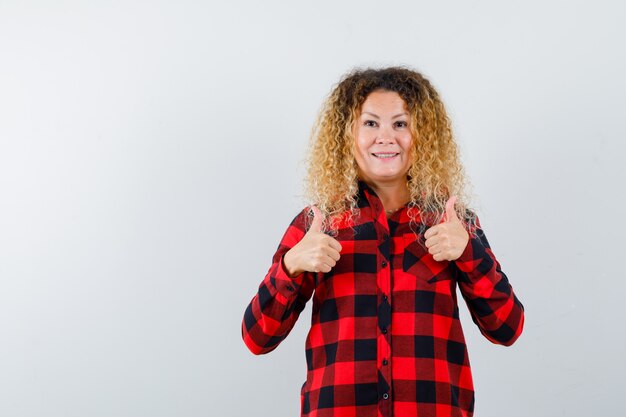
[242,181,525,417]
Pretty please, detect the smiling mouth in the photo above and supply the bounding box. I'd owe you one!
[372,153,399,159]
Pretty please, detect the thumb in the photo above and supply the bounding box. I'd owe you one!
[308,205,324,233]
[443,195,460,223]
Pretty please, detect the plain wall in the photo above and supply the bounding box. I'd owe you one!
[0,1,624,416]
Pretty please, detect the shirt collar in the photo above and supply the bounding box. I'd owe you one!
[357,180,376,196]
[357,180,381,211]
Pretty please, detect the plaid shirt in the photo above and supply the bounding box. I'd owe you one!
[242,181,525,417]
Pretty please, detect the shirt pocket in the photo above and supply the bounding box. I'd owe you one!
[402,233,454,284]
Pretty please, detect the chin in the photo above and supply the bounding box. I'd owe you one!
[369,172,407,182]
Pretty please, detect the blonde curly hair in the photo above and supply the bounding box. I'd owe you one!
[304,66,480,240]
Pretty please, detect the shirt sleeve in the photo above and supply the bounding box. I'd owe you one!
[453,213,525,346]
[241,208,316,355]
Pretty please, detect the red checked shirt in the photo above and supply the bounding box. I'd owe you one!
[242,181,525,417]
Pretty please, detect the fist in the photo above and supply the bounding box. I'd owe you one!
[424,196,470,262]
[283,206,343,277]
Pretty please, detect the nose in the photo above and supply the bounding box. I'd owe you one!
[376,125,397,144]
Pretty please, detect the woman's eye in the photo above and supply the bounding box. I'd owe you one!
[395,121,408,128]
[364,120,377,127]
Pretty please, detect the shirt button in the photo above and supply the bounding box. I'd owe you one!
[382,295,388,301]
[383,393,389,400]
[381,261,388,267]
[382,359,388,366]
[382,327,388,334]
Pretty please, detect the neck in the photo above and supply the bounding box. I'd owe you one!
[362,178,410,212]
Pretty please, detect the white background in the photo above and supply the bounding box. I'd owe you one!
[1,1,624,416]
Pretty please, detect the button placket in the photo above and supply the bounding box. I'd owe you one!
[368,188,393,415]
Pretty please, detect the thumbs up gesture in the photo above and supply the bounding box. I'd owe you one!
[424,196,470,262]
[282,206,343,277]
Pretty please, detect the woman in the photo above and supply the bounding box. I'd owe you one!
[241,66,525,417]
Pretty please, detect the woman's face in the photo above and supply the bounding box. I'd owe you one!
[353,90,413,187]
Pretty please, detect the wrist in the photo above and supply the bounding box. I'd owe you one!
[282,250,303,278]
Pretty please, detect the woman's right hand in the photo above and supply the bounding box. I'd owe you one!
[282,206,342,277]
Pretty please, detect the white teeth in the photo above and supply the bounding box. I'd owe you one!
[373,153,398,158]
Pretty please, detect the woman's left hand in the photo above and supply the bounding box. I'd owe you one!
[424,196,470,262]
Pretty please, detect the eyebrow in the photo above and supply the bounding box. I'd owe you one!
[361,111,408,119]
